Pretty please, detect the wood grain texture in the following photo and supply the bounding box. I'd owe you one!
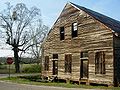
[42,4,115,86]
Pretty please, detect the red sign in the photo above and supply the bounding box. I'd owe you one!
[7,57,13,64]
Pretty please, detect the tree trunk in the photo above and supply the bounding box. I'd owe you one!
[13,47,20,73]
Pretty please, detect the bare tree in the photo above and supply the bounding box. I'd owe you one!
[31,20,48,64]
[0,2,47,73]
[20,19,49,64]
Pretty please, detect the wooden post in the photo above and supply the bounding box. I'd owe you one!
[8,64,10,79]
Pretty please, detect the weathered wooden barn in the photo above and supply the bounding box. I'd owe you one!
[42,2,120,86]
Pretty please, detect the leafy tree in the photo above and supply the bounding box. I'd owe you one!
[0,3,48,73]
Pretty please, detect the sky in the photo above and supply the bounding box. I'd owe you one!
[0,0,120,57]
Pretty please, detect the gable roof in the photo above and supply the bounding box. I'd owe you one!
[69,2,120,33]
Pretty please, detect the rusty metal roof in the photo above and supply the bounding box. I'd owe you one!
[70,2,120,33]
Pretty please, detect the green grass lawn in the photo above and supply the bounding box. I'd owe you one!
[0,64,120,90]
[0,64,15,74]
[0,76,120,90]
[0,64,40,74]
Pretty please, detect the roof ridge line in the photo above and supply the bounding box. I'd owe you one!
[68,2,120,33]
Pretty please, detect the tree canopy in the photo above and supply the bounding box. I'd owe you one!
[0,2,49,72]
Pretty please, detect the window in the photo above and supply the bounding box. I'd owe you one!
[81,51,88,58]
[65,54,72,73]
[60,27,64,40]
[53,54,58,59]
[95,52,105,74]
[72,22,78,38]
[44,56,49,71]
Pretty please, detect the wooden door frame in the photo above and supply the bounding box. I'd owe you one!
[52,60,58,75]
[80,58,89,79]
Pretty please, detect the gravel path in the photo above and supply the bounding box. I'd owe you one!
[0,81,106,90]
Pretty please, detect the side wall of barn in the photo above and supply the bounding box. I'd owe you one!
[114,34,120,86]
[42,4,114,85]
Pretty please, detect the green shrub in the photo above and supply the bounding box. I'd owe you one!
[0,64,7,69]
[22,64,41,73]
[19,75,42,81]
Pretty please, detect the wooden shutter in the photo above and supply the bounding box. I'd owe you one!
[65,54,72,73]
[95,52,105,74]
[65,55,68,72]
[68,54,72,73]
[95,52,99,74]
[44,56,49,71]
[102,52,105,74]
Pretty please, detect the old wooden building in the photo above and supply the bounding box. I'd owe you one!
[42,2,120,86]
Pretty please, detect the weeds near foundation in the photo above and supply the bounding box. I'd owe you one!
[0,76,120,90]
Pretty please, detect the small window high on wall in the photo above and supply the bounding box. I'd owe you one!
[72,22,78,38]
[53,54,58,59]
[60,27,64,40]
[95,51,106,74]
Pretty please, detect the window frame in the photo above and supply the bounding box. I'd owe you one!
[81,51,88,58]
[60,26,65,40]
[95,51,106,74]
[72,22,78,38]
[53,54,58,59]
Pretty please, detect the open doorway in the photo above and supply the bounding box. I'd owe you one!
[80,51,88,79]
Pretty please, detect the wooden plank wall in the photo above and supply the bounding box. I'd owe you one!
[114,36,120,86]
[43,4,114,85]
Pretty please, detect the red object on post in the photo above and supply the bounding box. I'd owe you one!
[7,57,13,64]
